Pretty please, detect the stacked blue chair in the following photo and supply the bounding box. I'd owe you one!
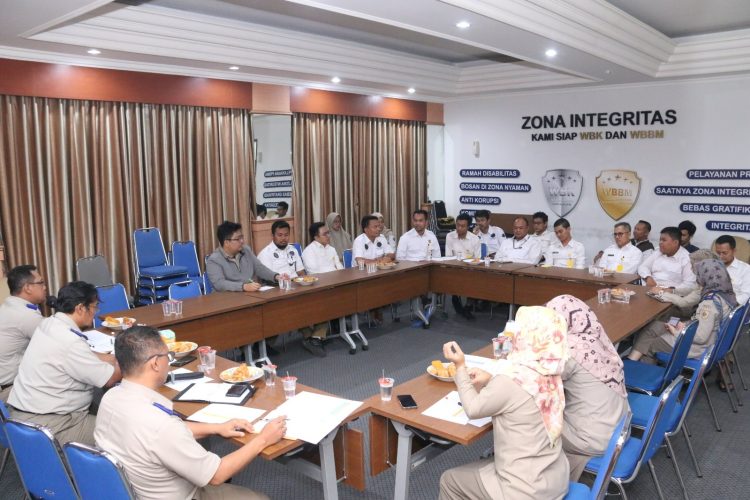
[203,255,214,294]
[727,300,750,391]
[292,242,303,257]
[95,283,131,328]
[718,303,750,411]
[5,419,78,499]
[133,227,188,304]
[64,442,136,500]
[168,280,203,300]
[584,376,686,500]
[565,412,631,500]
[622,320,697,395]
[0,401,11,480]
[171,240,204,291]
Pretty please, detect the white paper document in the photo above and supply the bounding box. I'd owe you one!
[175,382,250,404]
[86,330,115,353]
[464,355,510,377]
[164,368,214,391]
[251,391,362,444]
[432,256,458,262]
[187,404,266,425]
[258,286,275,292]
[422,391,492,428]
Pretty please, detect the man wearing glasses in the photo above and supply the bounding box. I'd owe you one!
[0,265,47,401]
[96,326,285,500]
[206,220,282,292]
[593,222,643,274]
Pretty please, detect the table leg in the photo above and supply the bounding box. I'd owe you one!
[391,421,414,500]
[243,340,271,366]
[319,429,339,500]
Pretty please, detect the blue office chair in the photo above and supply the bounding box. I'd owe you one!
[584,376,685,500]
[565,412,631,500]
[64,442,136,500]
[171,240,204,291]
[622,320,697,395]
[133,227,188,305]
[95,284,131,328]
[480,243,488,259]
[168,280,202,300]
[343,249,353,269]
[5,419,78,499]
[203,255,214,294]
[0,400,11,480]
[292,242,303,258]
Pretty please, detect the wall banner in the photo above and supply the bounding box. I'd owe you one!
[542,169,582,217]
[459,196,501,205]
[459,169,520,178]
[595,170,641,220]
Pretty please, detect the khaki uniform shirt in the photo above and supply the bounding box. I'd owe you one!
[95,380,221,500]
[0,296,43,386]
[8,313,113,414]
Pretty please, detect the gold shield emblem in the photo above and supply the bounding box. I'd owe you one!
[596,170,641,220]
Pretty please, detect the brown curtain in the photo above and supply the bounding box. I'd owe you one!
[292,112,426,245]
[0,95,253,293]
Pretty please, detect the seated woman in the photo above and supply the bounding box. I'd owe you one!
[440,306,569,500]
[546,294,630,481]
[628,259,737,363]
[651,248,720,317]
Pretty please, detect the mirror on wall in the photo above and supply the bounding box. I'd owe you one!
[252,114,293,219]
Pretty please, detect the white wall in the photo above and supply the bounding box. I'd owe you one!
[444,75,750,258]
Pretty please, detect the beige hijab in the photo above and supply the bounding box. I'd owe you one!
[326,212,352,259]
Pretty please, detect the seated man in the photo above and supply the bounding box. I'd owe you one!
[530,211,557,256]
[95,326,285,500]
[593,222,642,274]
[206,220,281,291]
[0,264,47,401]
[372,211,397,250]
[255,204,268,221]
[275,201,289,218]
[638,226,696,296]
[397,210,441,326]
[8,281,120,444]
[302,222,344,274]
[678,220,700,253]
[715,235,750,305]
[543,218,586,269]
[352,215,395,265]
[631,219,655,255]
[445,213,481,321]
[495,216,542,264]
[472,209,505,258]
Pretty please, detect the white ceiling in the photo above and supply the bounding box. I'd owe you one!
[1,0,749,102]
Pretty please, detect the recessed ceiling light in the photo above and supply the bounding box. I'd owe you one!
[605,69,612,75]
[87,49,101,55]
[229,66,239,71]
[455,21,471,29]
[545,49,557,58]
[331,76,341,83]
[407,87,416,94]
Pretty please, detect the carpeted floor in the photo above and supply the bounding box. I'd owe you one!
[2,304,749,499]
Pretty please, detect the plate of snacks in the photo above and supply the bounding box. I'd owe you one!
[427,360,457,382]
[293,276,318,286]
[376,260,397,270]
[220,363,263,383]
[611,288,636,298]
[102,316,136,330]
[462,258,483,265]
[166,341,198,358]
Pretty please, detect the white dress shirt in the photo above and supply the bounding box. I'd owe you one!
[530,230,557,255]
[475,226,505,256]
[302,241,343,274]
[727,258,750,305]
[396,228,441,262]
[352,233,391,262]
[598,242,643,274]
[496,235,542,264]
[544,239,587,269]
[257,242,304,278]
[638,247,696,294]
[445,231,481,258]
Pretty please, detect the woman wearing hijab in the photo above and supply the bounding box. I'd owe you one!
[654,248,720,316]
[546,294,630,481]
[440,306,570,500]
[629,259,737,362]
[325,212,352,260]
[371,211,396,250]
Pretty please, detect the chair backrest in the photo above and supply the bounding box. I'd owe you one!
[343,249,353,269]
[480,243,488,259]
[292,242,303,257]
[76,255,113,287]
[0,400,9,449]
[642,376,685,463]
[718,303,749,362]
[171,240,202,278]
[64,442,136,500]
[670,344,713,435]
[661,320,698,391]
[591,412,632,500]
[5,419,78,499]
[95,284,131,328]
[133,227,169,270]
[168,280,202,300]
[203,255,213,294]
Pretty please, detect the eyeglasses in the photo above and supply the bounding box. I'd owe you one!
[613,232,628,237]
[228,235,245,242]
[319,231,331,237]
[28,280,46,286]
[146,351,176,364]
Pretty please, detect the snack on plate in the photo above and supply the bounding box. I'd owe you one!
[611,288,626,298]
[168,341,197,354]
[228,363,251,382]
[301,276,316,283]
[430,360,457,378]
[104,316,120,325]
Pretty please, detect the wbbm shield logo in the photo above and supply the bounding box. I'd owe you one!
[596,170,641,220]
[542,169,582,217]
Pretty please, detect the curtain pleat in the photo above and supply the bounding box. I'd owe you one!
[0,95,253,293]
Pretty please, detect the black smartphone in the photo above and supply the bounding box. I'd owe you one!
[170,355,197,367]
[226,384,249,398]
[397,394,418,409]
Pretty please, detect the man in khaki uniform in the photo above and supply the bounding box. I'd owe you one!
[8,281,120,444]
[0,265,47,401]
[95,326,286,500]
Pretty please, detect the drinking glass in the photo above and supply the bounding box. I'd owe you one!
[378,377,394,401]
[282,376,297,399]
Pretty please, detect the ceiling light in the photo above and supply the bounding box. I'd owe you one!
[229,66,239,71]
[545,49,557,58]
[407,87,416,94]
[87,49,101,55]
[455,21,471,29]
[331,76,341,83]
